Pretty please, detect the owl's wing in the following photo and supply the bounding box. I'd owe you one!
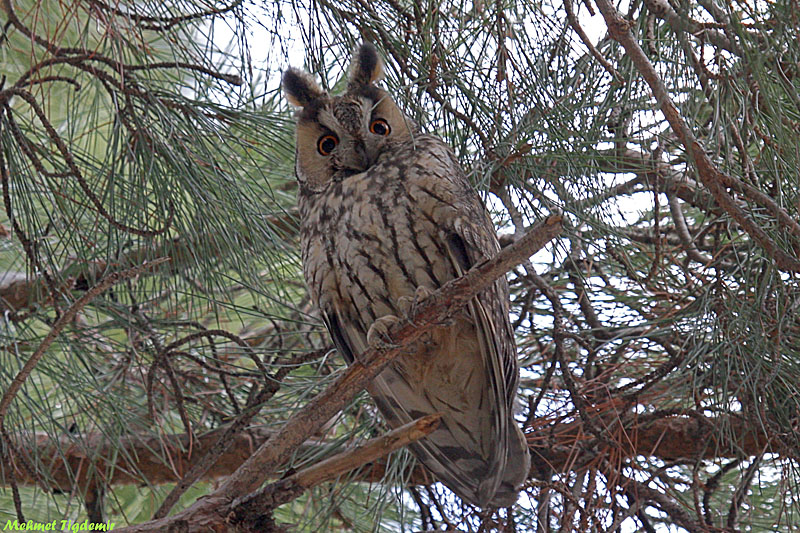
[395,139,525,505]
[444,224,517,414]
[440,212,530,507]
[433,142,519,416]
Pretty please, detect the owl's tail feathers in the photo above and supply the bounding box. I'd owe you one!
[487,421,531,507]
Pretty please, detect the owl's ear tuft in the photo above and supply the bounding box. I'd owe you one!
[283,68,325,107]
[347,42,384,89]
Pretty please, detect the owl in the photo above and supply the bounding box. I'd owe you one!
[283,43,530,507]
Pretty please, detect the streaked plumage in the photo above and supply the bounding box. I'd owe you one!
[283,42,530,507]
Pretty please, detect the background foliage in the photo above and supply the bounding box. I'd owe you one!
[1,0,799,531]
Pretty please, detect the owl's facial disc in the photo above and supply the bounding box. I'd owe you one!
[308,96,393,177]
[286,55,416,192]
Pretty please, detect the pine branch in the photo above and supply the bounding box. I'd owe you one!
[594,0,800,273]
[0,258,171,426]
[0,212,297,314]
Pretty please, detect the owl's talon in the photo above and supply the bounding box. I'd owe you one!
[397,285,436,320]
[367,315,402,350]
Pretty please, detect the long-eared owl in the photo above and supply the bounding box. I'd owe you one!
[283,42,530,507]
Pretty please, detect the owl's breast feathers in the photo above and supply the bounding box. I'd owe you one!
[299,134,529,507]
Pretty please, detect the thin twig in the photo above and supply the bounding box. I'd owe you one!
[667,192,713,265]
[564,0,621,82]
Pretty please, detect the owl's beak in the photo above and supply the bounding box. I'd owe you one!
[354,141,370,169]
[342,139,373,172]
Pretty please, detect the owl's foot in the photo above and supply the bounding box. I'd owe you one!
[397,285,436,320]
[399,285,458,330]
[366,315,402,350]
[397,286,449,345]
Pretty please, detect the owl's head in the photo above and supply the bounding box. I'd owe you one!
[283,43,416,192]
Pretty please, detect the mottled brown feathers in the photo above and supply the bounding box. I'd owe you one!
[285,43,530,508]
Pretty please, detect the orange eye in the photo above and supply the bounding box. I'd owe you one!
[369,118,391,136]
[317,134,339,156]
